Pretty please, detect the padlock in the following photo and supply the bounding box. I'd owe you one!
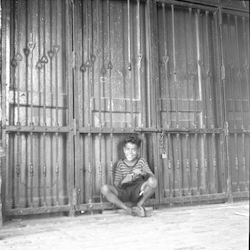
[162,152,167,159]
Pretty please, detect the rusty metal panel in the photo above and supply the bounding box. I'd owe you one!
[1,0,73,215]
[156,3,227,202]
[221,11,249,194]
[73,0,148,129]
[72,0,159,208]
[1,0,249,219]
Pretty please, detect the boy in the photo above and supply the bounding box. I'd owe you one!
[101,136,158,217]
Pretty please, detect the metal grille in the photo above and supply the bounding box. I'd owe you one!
[1,0,249,217]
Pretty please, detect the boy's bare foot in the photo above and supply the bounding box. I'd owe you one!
[131,206,146,217]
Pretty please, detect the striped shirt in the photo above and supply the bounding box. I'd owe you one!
[114,157,154,188]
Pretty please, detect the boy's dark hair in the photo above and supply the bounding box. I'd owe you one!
[123,135,142,148]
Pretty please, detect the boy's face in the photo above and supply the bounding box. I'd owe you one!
[123,142,139,162]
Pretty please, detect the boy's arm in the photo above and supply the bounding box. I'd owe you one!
[141,158,155,177]
[114,162,123,187]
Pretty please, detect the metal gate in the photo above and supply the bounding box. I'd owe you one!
[1,0,249,219]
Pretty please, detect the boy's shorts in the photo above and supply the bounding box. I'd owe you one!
[116,175,150,203]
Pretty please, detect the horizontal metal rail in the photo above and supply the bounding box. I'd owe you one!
[4,205,71,216]
[5,126,250,134]
[79,127,225,134]
[5,126,71,133]
[156,0,249,16]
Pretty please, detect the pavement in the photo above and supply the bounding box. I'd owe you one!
[0,201,249,250]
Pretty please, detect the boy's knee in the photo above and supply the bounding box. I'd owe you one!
[148,176,158,189]
[101,184,110,196]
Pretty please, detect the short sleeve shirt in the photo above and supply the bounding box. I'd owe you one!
[114,157,154,188]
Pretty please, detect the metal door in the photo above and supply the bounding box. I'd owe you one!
[72,0,159,211]
[1,0,249,219]
[220,8,249,200]
[1,0,75,217]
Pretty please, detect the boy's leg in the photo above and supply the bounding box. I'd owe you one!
[100,184,132,214]
[137,176,158,208]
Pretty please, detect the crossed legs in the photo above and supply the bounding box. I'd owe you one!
[101,176,158,215]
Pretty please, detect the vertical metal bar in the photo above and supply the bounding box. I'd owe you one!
[49,0,53,124]
[16,132,20,207]
[202,11,209,194]
[167,133,173,198]
[211,13,218,193]
[30,132,34,207]
[206,11,217,193]
[228,14,240,193]
[213,11,224,193]
[185,133,191,196]
[95,0,103,203]
[107,0,114,191]
[37,0,41,125]
[171,5,181,196]
[235,16,244,129]
[189,8,198,129]
[195,132,200,195]
[96,0,102,128]
[189,8,199,195]
[127,0,134,127]
[176,133,182,196]
[242,16,250,130]
[242,16,249,191]
[99,132,102,202]
[3,0,11,211]
[90,0,95,128]
[65,0,75,214]
[107,0,113,128]
[43,131,47,206]
[110,132,114,185]
[86,0,91,127]
[42,0,47,126]
[29,1,34,127]
[54,0,60,206]
[235,15,245,193]
[162,3,170,128]
[204,133,208,194]
[195,10,203,128]
[16,0,21,126]
[205,11,214,125]
[55,1,59,127]
[88,133,93,205]
[12,0,21,209]
[171,5,179,129]
[219,9,232,202]
[56,132,59,205]
[196,9,205,195]
[27,0,34,208]
[137,0,144,127]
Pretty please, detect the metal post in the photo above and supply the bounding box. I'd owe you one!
[219,9,233,202]
[242,16,249,191]
[127,0,134,127]
[171,5,182,196]
[228,14,240,193]
[162,3,170,128]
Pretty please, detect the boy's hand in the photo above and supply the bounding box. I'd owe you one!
[132,169,144,176]
[122,173,134,184]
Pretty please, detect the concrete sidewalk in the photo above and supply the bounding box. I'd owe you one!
[0,201,249,250]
